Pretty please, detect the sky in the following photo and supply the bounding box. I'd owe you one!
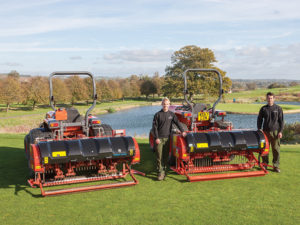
[0,0,300,79]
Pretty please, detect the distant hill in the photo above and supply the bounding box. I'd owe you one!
[232,79,300,83]
[231,78,300,90]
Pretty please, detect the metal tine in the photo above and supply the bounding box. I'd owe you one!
[207,157,210,172]
[207,157,209,170]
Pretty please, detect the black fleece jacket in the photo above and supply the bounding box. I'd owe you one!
[257,104,284,133]
[152,109,184,139]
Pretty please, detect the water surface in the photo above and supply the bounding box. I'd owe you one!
[98,105,300,137]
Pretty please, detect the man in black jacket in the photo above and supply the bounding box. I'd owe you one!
[257,92,284,172]
[152,97,187,180]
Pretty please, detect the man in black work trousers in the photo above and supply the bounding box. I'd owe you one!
[152,97,187,181]
[257,92,284,173]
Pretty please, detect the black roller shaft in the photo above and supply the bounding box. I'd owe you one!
[37,136,136,164]
[185,130,266,153]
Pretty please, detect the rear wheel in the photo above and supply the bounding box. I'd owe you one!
[169,123,188,166]
[179,122,188,132]
[171,122,189,134]
[168,151,176,167]
[149,129,155,151]
[91,124,113,137]
[29,128,53,143]
[27,128,53,177]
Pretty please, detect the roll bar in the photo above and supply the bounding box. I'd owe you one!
[183,68,223,125]
[49,71,97,135]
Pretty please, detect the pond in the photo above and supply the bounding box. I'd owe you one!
[98,105,300,137]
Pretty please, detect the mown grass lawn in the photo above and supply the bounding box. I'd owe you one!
[216,103,300,114]
[0,100,154,117]
[224,85,300,102]
[0,134,299,225]
[0,100,156,133]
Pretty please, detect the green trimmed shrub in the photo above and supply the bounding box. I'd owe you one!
[107,107,116,113]
[282,122,300,144]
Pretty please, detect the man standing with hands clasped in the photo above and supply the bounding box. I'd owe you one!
[257,92,284,173]
[152,97,187,181]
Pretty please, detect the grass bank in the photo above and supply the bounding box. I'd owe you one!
[0,100,159,133]
[0,99,157,118]
[1,134,299,225]
[216,103,300,114]
[224,85,300,103]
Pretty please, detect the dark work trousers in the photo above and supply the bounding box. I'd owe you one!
[263,130,280,168]
[154,137,170,174]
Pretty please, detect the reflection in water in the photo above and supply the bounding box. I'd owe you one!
[98,106,161,137]
[97,105,300,137]
[227,114,300,129]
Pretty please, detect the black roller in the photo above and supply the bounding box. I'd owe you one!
[185,130,266,153]
[37,136,136,164]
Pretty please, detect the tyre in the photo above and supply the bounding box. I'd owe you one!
[168,151,176,166]
[28,128,53,144]
[149,129,155,151]
[27,128,53,177]
[169,123,188,166]
[172,122,189,133]
[91,124,113,137]
[180,122,188,132]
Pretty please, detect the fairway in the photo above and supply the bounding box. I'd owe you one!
[1,134,299,225]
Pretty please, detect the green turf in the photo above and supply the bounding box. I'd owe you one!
[1,134,299,225]
[216,103,300,114]
[224,85,300,102]
[0,100,153,117]
[0,100,155,132]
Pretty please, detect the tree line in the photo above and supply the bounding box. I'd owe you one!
[0,45,232,111]
[0,71,165,111]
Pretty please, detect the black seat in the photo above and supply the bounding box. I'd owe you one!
[65,108,83,123]
[193,103,208,116]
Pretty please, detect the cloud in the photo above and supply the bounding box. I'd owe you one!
[0,0,65,12]
[91,63,166,77]
[0,0,299,79]
[0,17,124,37]
[0,62,22,67]
[1,0,300,37]
[69,56,82,60]
[0,42,105,52]
[103,49,173,63]
[215,43,300,79]
[130,0,300,25]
